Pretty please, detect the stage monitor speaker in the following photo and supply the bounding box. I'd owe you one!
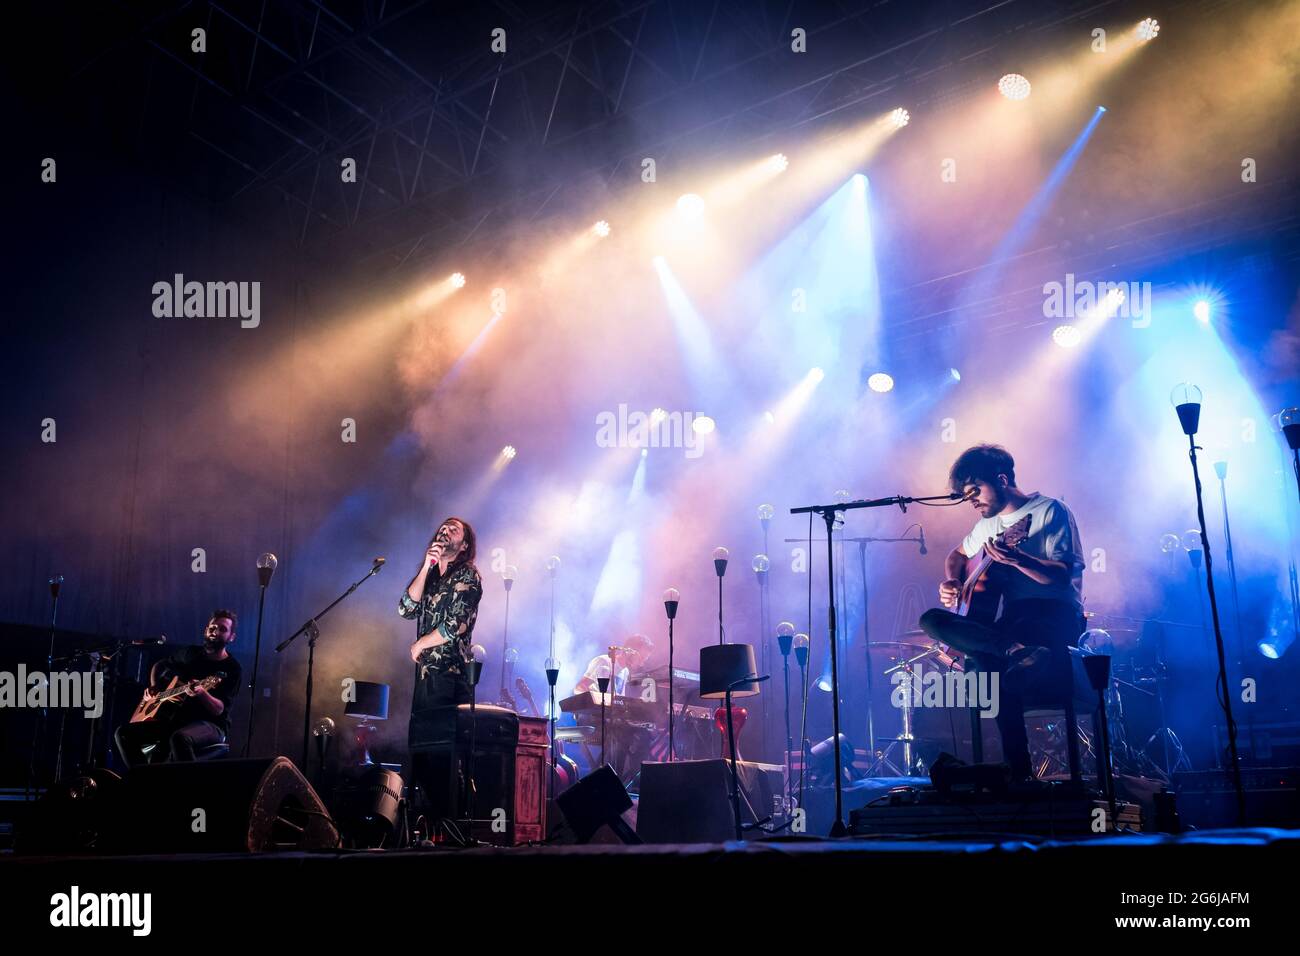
[636,759,734,843]
[555,764,639,844]
[108,756,339,853]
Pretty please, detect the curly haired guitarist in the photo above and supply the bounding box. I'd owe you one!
[918,445,1085,781]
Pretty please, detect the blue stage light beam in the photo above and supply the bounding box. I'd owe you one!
[652,256,735,410]
[962,107,1108,312]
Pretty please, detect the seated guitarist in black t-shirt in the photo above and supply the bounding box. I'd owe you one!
[115,609,243,766]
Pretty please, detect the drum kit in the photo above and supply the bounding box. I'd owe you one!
[865,615,1189,783]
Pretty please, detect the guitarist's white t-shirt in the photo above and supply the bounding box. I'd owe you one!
[960,493,1084,608]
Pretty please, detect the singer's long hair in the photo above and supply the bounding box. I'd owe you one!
[434,517,477,571]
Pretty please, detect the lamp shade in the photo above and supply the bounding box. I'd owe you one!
[699,643,760,699]
[344,681,390,721]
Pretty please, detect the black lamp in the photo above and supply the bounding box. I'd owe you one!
[700,644,759,699]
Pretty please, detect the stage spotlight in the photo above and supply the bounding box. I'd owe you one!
[771,153,789,173]
[450,272,467,288]
[809,367,825,383]
[676,193,706,218]
[867,372,894,393]
[1052,324,1082,348]
[889,108,910,129]
[593,220,611,238]
[763,410,776,424]
[501,445,517,460]
[998,73,1031,100]
[1136,18,1160,42]
[1194,300,1211,323]
[949,368,961,382]
[692,415,716,435]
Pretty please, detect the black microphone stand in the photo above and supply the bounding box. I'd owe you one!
[276,559,385,774]
[791,493,958,836]
[244,555,277,757]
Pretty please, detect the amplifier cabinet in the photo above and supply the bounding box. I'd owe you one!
[409,704,548,845]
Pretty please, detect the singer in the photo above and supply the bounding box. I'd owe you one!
[114,610,242,766]
[917,445,1086,782]
[398,517,483,732]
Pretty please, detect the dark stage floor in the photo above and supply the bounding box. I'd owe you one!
[3,827,1291,939]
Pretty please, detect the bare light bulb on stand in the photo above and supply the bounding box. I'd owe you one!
[777,622,796,657]
[1171,383,1203,436]
[793,633,810,668]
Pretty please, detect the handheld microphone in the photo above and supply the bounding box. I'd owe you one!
[918,527,928,556]
[373,556,386,569]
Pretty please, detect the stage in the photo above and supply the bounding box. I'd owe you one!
[5,828,1288,938]
[6,0,1300,940]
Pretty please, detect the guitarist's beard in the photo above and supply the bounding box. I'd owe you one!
[203,635,229,654]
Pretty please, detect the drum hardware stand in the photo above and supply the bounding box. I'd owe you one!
[791,491,961,836]
[1141,664,1192,780]
[877,645,947,776]
[276,557,385,775]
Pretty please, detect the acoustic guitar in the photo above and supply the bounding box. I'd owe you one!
[129,674,223,723]
[954,513,1033,624]
[933,514,1033,671]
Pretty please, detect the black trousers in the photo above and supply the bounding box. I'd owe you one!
[115,719,225,767]
[919,599,1083,777]
[408,667,472,749]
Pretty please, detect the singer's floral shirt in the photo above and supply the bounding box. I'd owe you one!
[397,561,483,678]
